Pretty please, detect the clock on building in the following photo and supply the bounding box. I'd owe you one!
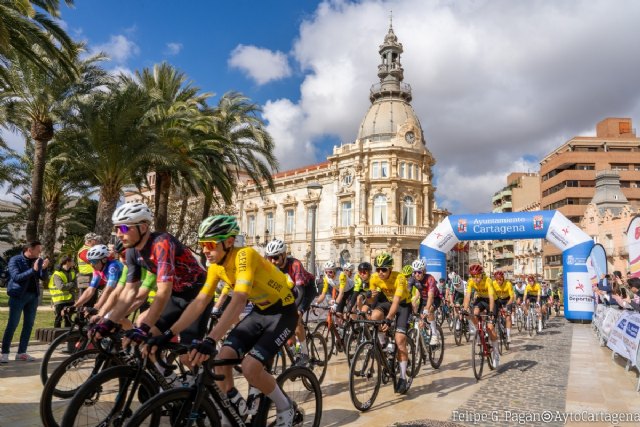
[405,131,415,144]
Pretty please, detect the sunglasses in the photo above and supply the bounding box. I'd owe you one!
[88,259,101,265]
[325,270,335,275]
[267,255,282,261]
[413,271,424,275]
[358,269,371,274]
[114,224,142,233]
[376,267,390,273]
[199,241,219,250]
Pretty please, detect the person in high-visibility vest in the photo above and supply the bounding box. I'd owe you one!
[49,256,77,327]
[77,233,99,298]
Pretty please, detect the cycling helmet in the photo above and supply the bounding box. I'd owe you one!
[265,239,286,257]
[84,232,99,242]
[469,264,483,276]
[401,265,413,277]
[411,259,426,272]
[494,270,505,280]
[527,275,535,282]
[113,239,125,254]
[373,252,394,269]
[323,260,337,271]
[198,215,240,242]
[343,262,354,271]
[358,262,372,272]
[112,202,153,225]
[87,244,110,261]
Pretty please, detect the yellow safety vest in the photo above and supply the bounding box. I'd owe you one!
[48,270,76,304]
[77,244,94,275]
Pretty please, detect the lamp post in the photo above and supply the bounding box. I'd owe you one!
[488,242,493,274]
[307,182,323,277]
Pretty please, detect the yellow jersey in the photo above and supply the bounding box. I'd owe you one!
[524,283,541,298]
[369,271,411,304]
[466,276,494,299]
[199,247,295,310]
[492,280,514,300]
[321,274,339,294]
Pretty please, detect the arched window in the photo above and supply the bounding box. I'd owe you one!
[373,195,387,225]
[402,196,416,226]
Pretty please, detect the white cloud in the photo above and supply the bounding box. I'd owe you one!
[263,0,640,214]
[228,45,292,85]
[93,34,140,64]
[165,42,183,55]
[0,128,25,153]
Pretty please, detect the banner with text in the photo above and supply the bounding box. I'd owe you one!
[626,215,640,279]
[607,311,640,365]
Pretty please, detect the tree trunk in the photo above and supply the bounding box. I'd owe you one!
[95,185,120,243]
[201,190,213,221]
[41,193,60,259]
[174,195,189,240]
[26,137,49,241]
[154,170,171,232]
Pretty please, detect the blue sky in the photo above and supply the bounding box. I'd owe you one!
[6,0,640,214]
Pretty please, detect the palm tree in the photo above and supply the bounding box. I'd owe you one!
[0,46,107,241]
[0,0,78,79]
[58,79,162,240]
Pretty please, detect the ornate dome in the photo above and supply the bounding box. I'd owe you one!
[357,99,422,142]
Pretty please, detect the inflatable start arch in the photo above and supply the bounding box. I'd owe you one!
[419,210,595,322]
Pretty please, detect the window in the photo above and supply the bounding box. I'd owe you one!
[341,201,353,227]
[402,196,416,226]
[372,162,380,178]
[415,164,420,180]
[342,173,353,187]
[399,162,405,178]
[373,195,387,225]
[381,161,389,178]
[247,215,256,237]
[265,212,274,235]
[285,209,295,234]
[408,163,413,179]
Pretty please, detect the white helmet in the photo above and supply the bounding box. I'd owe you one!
[411,259,426,272]
[265,239,286,257]
[343,262,354,271]
[323,260,336,271]
[87,244,110,261]
[112,202,153,225]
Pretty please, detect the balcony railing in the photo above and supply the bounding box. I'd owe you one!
[332,225,430,239]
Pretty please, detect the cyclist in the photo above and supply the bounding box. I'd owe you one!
[352,262,373,311]
[449,272,466,330]
[315,260,339,305]
[523,275,542,332]
[491,271,514,343]
[72,244,122,311]
[265,239,316,366]
[148,215,298,427]
[364,252,412,394]
[540,281,551,323]
[514,279,526,307]
[334,262,356,318]
[409,259,440,345]
[93,202,210,349]
[462,264,499,367]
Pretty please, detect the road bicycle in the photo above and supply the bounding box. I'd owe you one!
[124,344,322,427]
[407,313,444,369]
[469,313,495,380]
[495,307,510,353]
[453,310,471,346]
[348,319,417,411]
[514,303,524,333]
[311,303,353,360]
[525,302,538,337]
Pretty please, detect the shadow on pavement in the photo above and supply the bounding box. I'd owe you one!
[321,408,362,426]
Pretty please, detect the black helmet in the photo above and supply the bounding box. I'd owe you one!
[358,262,372,272]
[374,252,394,269]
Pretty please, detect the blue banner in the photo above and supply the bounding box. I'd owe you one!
[448,211,556,241]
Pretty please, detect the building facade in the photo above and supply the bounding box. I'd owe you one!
[234,25,443,271]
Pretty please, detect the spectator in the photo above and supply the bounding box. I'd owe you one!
[76,233,99,299]
[627,278,640,312]
[597,274,613,305]
[48,256,77,328]
[1,241,50,363]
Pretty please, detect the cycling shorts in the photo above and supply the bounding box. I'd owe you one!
[155,289,211,344]
[473,297,490,313]
[493,298,511,318]
[294,285,315,314]
[336,289,354,314]
[540,296,549,304]
[223,301,298,366]
[418,296,441,315]
[453,291,464,306]
[526,296,538,305]
[371,293,411,335]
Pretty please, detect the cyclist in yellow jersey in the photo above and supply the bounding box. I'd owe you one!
[351,262,373,311]
[316,260,339,304]
[523,275,542,332]
[491,270,514,343]
[147,215,298,427]
[363,252,412,394]
[463,264,499,367]
[335,262,356,318]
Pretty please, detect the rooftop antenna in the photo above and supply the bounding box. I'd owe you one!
[389,10,393,29]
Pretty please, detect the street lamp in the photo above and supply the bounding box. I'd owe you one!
[307,181,323,277]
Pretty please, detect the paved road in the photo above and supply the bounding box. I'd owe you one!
[0,313,638,426]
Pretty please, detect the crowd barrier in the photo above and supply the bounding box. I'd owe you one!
[592,304,640,391]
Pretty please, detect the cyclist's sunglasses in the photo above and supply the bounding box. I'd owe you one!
[114,224,141,233]
[88,259,101,265]
[376,267,390,273]
[325,270,335,275]
[199,241,220,250]
[267,255,283,261]
[413,270,424,275]
[358,269,371,274]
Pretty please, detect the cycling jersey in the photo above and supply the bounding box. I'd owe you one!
[321,274,340,294]
[200,246,295,310]
[466,276,494,299]
[89,259,123,289]
[118,265,156,291]
[492,280,514,300]
[514,284,526,295]
[369,271,411,303]
[339,271,355,292]
[524,283,541,298]
[409,274,439,301]
[126,232,206,293]
[280,257,314,287]
[353,275,370,292]
[540,287,551,297]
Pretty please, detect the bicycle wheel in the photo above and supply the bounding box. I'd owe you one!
[471,331,484,380]
[501,319,510,351]
[40,349,104,427]
[257,366,322,427]
[348,341,381,412]
[447,311,454,332]
[406,328,424,368]
[428,325,445,369]
[308,332,328,384]
[401,337,418,381]
[345,328,361,364]
[453,318,463,346]
[527,313,535,337]
[312,320,335,360]
[61,364,159,427]
[435,307,444,326]
[40,329,86,386]
[123,388,220,426]
[516,312,523,333]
